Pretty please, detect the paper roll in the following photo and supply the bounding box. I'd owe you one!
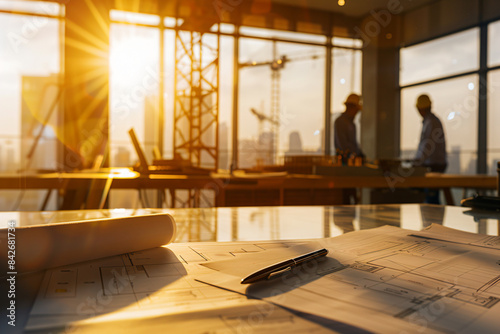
[0,213,176,274]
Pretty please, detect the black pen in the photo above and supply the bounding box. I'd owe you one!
[240,248,329,284]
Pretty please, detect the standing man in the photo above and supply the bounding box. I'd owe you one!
[414,94,447,204]
[334,93,364,158]
[414,94,447,172]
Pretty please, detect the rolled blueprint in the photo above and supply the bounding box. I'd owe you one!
[0,213,176,274]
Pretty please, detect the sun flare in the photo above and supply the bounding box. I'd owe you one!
[109,28,159,88]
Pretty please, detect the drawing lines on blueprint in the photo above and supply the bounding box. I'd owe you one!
[476,274,500,295]
[474,235,500,248]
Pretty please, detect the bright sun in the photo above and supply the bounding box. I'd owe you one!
[109,31,159,88]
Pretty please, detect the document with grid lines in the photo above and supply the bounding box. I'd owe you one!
[25,241,335,333]
[200,225,500,334]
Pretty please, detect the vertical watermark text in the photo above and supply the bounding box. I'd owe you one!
[6,219,17,327]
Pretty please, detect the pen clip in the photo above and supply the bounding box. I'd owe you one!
[267,266,292,280]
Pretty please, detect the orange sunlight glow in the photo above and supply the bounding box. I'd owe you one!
[109,31,158,88]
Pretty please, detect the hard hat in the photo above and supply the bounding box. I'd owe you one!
[344,93,362,110]
[416,94,432,109]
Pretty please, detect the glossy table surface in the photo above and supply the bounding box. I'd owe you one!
[2,204,500,333]
[3,204,499,242]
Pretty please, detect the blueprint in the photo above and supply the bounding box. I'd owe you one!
[200,225,500,334]
[24,223,500,333]
[25,241,337,333]
[411,223,500,249]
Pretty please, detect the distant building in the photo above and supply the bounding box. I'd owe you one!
[21,74,60,171]
[114,146,131,167]
[239,138,259,169]
[258,131,275,166]
[286,131,303,156]
[4,142,16,172]
[144,94,159,163]
[219,122,229,170]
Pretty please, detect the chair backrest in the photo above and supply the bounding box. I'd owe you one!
[128,128,150,172]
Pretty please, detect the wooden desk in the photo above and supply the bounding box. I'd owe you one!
[212,172,497,206]
[0,170,496,208]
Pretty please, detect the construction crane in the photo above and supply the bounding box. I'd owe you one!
[250,107,279,135]
[240,42,322,164]
[240,42,286,164]
[250,107,279,166]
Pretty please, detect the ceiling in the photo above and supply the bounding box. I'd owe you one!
[273,0,439,18]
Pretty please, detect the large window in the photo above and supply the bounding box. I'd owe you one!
[109,17,160,167]
[218,35,234,170]
[238,36,326,167]
[331,41,362,152]
[0,1,63,210]
[108,12,161,208]
[104,14,363,173]
[488,20,500,68]
[400,28,479,86]
[105,14,363,206]
[237,28,361,168]
[0,1,63,172]
[487,69,500,175]
[401,75,479,174]
[400,28,480,177]
[402,18,500,183]
[487,20,500,175]
[109,13,236,173]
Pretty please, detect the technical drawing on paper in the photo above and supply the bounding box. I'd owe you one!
[200,225,500,334]
[25,241,334,333]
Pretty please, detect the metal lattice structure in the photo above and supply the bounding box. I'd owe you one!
[173,29,219,170]
[239,41,286,166]
[270,42,281,165]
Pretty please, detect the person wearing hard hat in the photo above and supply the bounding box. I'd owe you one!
[414,94,447,204]
[414,94,447,173]
[334,93,364,158]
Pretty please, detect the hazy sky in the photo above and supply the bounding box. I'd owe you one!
[400,28,479,86]
[0,13,60,139]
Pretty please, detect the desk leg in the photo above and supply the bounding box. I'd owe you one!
[343,189,357,205]
[169,189,175,208]
[194,189,200,208]
[216,187,226,207]
[40,189,53,211]
[156,190,163,208]
[97,178,113,210]
[443,188,454,205]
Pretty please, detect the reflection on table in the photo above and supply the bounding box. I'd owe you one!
[4,204,499,243]
[2,203,500,333]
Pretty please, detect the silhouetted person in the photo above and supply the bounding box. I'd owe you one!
[414,94,447,172]
[334,93,363,204]
[334,93,364,158]
[414,94,447,204]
